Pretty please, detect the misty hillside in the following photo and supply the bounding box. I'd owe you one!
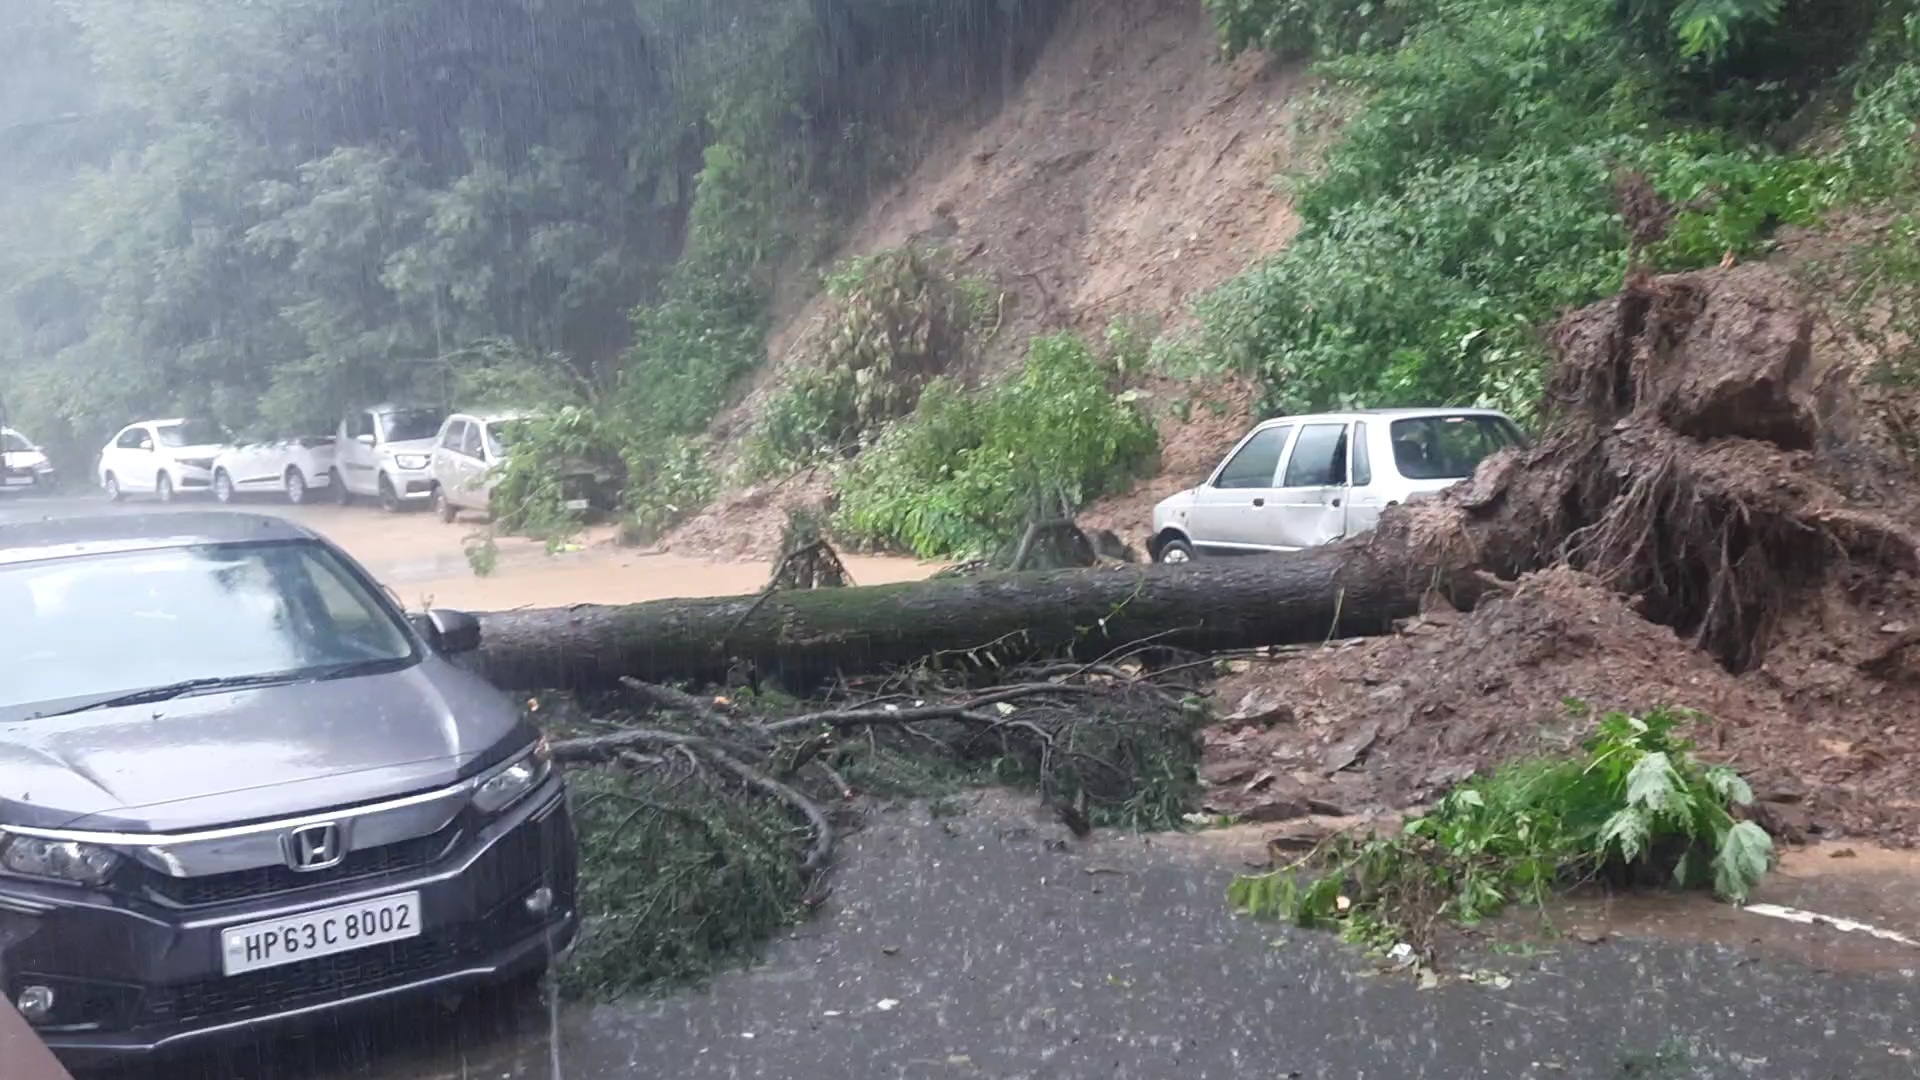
[2,0,1918,563]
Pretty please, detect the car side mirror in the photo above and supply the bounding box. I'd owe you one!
[414,609,482,655]
[356,433,376,446]
[138,439,153,451]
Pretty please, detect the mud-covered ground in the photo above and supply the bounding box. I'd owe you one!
[0,493,942,609]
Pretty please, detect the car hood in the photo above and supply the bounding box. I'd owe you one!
[0,660,530,833]
[383,437,440,457]
[2,449,49,470]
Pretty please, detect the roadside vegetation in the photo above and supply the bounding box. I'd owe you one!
[1191,0,1920,420]
[1229,704,1774,958]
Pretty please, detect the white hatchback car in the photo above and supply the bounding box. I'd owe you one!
[97,418,235,503]
[429,411,529,522]
[1149,408,1524,563]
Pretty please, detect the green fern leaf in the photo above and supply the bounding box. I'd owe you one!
[1601,807,1651,862]
[1624,751,1685,813]
[1712,821,1774,902]
[1704,766,1753,807]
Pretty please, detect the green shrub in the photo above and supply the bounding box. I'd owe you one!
[620,436,717,546]
[1228,705,1774,948]
[742,246,994,478]
[836,332,1157,558]
[1192,0,1920,420]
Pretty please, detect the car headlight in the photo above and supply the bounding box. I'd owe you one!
[393,454,431,471]
[471,739,553,815]
[1,835,122,886]
[178,457,215,470]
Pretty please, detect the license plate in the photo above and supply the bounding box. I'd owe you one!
[564,498,591,511]
[220,892,422,976]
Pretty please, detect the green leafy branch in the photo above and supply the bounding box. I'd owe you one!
[1228,704,1775,954]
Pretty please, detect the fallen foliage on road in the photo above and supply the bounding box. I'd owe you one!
[539,658,1205,997]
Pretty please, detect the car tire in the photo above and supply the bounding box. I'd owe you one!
[156,472,175,504]
[434,485,457,524]
[285,467,308,505]
[213,469,235,504]
[331,469,352,506]
[103,472,123,502]
[1156,537,1195,564]
[378,473,402,513]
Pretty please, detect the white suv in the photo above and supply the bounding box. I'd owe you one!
[1149,408,1524,563]
[97,418,234,503]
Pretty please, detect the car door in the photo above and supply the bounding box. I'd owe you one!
[1185,423,1293,554]
[340,410,378,494]
[457,422,490,510]
[433,418,467,504]
[1270,421,1352,550]
[108,426,158,492]
[1342,420,1387,535]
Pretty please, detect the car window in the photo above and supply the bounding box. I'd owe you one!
[380,407,445,442]
[1351,421,1373,487]
[1283,423,1349,487]
[350,411,375,439]
[1213,425,1292,489]
[1389,415,1520,481]
[486,419,528,459]
[459,422,484,458]
[116,427,150,449]
[440,419,468,452]
[156,419,230,447]
[0,540,417,716]
[2,431,31,453]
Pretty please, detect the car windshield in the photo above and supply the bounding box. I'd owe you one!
[380,408,445,442]
[485,419,531,458]
[1,431,31,453]
[156,419,231,447]
[1389,415,1523,481]
[0,540,418,717]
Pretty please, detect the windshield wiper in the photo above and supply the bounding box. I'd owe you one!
[39,672,311,717]
[312,656,412,681]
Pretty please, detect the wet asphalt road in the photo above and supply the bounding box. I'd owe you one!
[133,793,1918,1080]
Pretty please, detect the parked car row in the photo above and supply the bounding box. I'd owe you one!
[1149,407,1524,562]
[92,404,617,523]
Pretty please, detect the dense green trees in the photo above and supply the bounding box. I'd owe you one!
[0,0,1061,469]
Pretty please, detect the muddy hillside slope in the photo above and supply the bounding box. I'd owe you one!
[668,0,1308,559]
[1205,264,1920,848]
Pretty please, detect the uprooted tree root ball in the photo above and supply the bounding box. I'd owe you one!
[1211,265,1920,847]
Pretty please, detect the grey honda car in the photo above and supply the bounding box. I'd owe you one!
[0,512,578,1067]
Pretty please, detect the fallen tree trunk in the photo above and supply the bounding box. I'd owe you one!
[472,542,1480,691]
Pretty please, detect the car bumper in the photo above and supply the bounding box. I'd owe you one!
[388,465,436,502]
[2,781,578,1069]
[0,470,52,491]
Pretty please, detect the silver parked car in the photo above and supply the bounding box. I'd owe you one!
[430,411,616,524]
[1148,408,1524,563]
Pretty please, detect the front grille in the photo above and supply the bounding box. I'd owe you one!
[139,826,462,909]
[140,931,483,1027]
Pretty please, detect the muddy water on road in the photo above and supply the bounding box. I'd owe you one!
[219,503,943,610]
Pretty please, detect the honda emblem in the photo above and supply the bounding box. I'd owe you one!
[283,822,346,872]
